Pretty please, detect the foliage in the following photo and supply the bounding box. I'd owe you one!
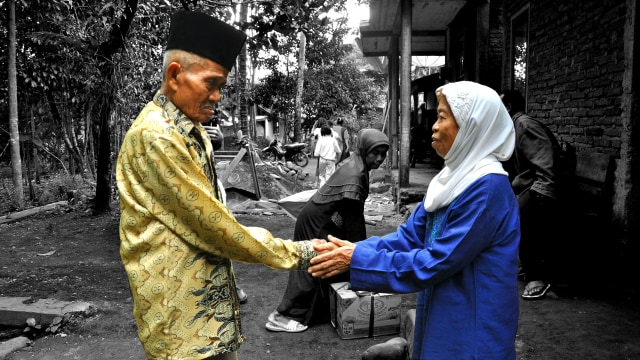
[0,1,158,174]
[247,0,346,59]
[0,171,95,215]
[0,0,384,211]
[248,0,386,139]
[251,70,296,132]
[252,42,386,138]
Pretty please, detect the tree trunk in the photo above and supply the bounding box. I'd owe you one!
[7,0,24,208]
[238,3,249,137]
[93,90,113,214]
[45,90,85,174]
[30,108,40,183]
[92,0,138,214]
[294,31,306,143]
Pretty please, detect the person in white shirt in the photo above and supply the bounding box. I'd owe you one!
[332,117,350,163]
[314,124,341,187]
[311,119,326,158]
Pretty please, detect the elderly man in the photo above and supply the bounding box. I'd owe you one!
[116,11,318,360]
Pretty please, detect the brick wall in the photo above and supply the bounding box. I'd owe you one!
[503,0,627,157]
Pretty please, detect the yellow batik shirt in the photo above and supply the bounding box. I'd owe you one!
[116,92,316,360]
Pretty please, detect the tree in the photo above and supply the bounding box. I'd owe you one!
[7,0,23,208]
[246,0,348,140]
[3,0,147,214]
[92,0,139,214]
[294,31,306,141]
[238,2,249,137]
[0,0,371,215]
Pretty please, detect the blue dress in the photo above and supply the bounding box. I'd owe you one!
[350,174,520,360]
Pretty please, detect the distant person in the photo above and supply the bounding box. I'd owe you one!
[501,89,563,300]
[332,117,350,164]
[310,119,326,158]
[309,81,520,360]
[266,129,389,332]
[409,119,429,168]
[313,125,341,187]
[116,11,321,360]
[326,119,340,138]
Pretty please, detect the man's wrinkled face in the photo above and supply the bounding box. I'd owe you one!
[431,93,459,158]
[365,145,388,170]
[171,58,229,123]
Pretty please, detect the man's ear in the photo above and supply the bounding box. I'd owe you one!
[165,62,182,91]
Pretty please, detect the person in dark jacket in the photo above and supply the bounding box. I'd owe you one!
[501,89,562,300]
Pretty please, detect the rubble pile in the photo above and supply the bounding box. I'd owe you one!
[216,154,314,202]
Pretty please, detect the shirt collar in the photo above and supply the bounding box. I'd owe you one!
[153,91,196,133]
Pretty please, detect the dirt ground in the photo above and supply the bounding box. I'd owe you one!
[1,204,640,359]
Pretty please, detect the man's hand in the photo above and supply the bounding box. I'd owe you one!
[313,237,339,255]
[311,238,327,248]
[308,235,355,279]
[203,125,223,150]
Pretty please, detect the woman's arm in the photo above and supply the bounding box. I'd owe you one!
[349,176,507,294]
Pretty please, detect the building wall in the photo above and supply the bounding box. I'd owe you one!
[486,0,506,92]
[439,0,637,296]
[499,0,639,296]
[503,0,626,155]
[448,0,505,90]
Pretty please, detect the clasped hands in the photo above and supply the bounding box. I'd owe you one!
[308,235,355,279]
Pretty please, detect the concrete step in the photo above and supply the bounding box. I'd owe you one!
[0,297,91,327]
[404,308,416,359]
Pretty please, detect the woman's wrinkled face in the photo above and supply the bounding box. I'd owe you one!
[431,93,459,158]
[365,145,388,170]
[170,58,229,123]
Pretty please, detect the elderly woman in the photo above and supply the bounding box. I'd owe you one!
[266,129,390,333]
[310,81,520,359]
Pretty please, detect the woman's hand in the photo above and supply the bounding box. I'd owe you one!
[308,235,355,279]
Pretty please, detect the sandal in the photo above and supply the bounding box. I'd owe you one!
[522,281,551,300]
[265,320,308,333]
[265,311,308,333]
[237,287,248,304]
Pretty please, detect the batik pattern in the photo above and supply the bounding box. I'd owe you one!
[117,92,315,359]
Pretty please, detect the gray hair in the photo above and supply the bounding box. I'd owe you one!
[161,49,205,83]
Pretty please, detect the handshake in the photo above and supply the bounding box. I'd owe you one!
[308,235,356,279]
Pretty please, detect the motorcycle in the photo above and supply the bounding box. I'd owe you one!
[262,139,309,167]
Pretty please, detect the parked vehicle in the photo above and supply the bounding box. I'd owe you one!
[262,139,309,167]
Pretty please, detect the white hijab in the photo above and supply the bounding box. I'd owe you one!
[424,81,515,212]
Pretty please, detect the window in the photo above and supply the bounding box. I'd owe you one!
[511,6,529,97]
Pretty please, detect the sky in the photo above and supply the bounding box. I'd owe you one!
[345,0,369,29]
[340,0,369,43]
[253,1,444,79]
[342,1,445,69]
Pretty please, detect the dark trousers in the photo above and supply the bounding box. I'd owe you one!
[517,188,561,283]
